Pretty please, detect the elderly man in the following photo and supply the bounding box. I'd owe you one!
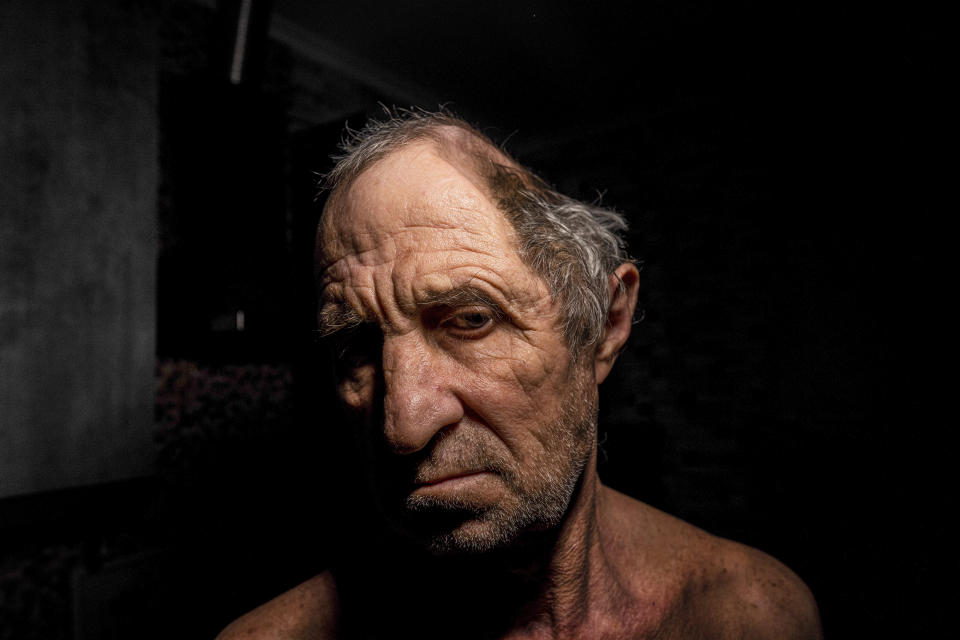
[219,111,821,639]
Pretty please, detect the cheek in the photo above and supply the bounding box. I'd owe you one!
[463,336,572,426]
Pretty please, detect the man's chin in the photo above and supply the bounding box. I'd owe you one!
[407,514,522,556]
[374,468,579,555]
[388,499,520,555]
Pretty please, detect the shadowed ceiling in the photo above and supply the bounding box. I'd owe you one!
[271,0,800,141]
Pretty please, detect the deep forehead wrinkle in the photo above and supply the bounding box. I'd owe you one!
[373,260,527,308]
[319,218,521,318]
[364,224,502,264]
[320,206,507,273]
[320,238,506,298]
[318,141,515,266]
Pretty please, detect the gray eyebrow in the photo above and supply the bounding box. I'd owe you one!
[318,284,505,338]
[317,303,364,337]
[417,285,504,316]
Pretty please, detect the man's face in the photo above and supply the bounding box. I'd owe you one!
[317,142,598,553]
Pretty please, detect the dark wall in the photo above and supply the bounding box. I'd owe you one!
[507,10,951,630]
[0,0,158,499]
[517,97,949,635]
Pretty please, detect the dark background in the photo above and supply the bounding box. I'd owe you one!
[1,0,949,638]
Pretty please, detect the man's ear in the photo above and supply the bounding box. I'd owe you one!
[594,262,640,385]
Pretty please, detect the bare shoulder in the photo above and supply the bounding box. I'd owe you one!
[216,571,340,640]
[702,538,823,639]
[601,487,822,639]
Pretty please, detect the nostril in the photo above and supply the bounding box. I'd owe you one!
[385,439,424,456]
[382,384,465,455]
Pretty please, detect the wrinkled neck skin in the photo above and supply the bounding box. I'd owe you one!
[499,451,632,640]
[345,450,633,640]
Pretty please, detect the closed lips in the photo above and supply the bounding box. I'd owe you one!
[416,470,488,486]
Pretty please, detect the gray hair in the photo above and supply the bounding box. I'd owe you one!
[321,108,632,356]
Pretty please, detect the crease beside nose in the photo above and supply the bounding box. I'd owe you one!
[381,334,463,454]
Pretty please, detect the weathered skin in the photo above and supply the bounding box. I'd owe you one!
[218,137,822,639]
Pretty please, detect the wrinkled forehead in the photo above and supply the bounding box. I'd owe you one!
[317,141,517,268]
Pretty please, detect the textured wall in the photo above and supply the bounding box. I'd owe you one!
[0,0,158,498]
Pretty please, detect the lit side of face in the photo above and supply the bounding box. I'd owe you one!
[317,142,598,553]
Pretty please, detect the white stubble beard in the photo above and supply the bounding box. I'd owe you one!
[402,367,599,555]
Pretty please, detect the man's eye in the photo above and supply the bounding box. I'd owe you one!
[446,311,494,333]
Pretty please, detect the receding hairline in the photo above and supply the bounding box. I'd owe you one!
[322,123,525,217]
[316,130,529,281]
[317,125,531,269]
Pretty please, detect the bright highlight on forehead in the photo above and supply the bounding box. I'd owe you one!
[317,134,514,258]
[318,138,519,266]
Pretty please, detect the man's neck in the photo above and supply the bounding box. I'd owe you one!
[498,457,634,638]
[335,453,638,639]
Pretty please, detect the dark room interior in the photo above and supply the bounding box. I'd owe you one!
[0,0,950,637]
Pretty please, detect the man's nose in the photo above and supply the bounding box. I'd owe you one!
[380,332,463,454]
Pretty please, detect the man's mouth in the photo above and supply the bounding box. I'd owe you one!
[415,470,490,488]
